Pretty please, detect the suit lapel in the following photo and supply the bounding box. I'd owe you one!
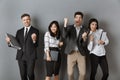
[72,25,77,39]
[78,26,84,40]
[21,28,24,41]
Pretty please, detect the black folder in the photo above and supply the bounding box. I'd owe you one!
[6,33,21,50]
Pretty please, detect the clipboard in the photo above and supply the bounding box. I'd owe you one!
[101,32,107,41]
[6,33,21,50]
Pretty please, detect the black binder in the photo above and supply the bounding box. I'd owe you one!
[6,33,21,50]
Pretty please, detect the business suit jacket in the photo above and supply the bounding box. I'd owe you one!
[15,26,39,60]
[63,25,89,56]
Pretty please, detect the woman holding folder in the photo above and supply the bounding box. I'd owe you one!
[87,18,109,80]
[44,21,63,80]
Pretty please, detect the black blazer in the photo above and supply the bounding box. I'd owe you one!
[63,25,88,56]
[15,26,39,60]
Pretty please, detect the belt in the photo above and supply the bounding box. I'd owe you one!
[49,47,59,51]
[72,50,79,52]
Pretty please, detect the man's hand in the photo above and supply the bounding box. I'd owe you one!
[59,41,63,47]
[82,32,87,41]
[31,33,37,42]
[64,18,68,27]
[6,36,11,44]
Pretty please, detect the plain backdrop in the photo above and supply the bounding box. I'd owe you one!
[0,0,120,80]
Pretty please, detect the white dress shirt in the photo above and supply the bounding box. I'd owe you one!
[74,25,82,51]
[87,29,109,56]
[24,26,31,36]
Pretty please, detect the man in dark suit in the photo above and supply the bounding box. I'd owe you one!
[6,13,39,80]
[63,11,88,80]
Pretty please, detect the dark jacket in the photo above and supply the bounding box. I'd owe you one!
[15,26,39,60]
[63,24,89,56]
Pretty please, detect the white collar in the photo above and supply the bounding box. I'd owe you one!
[74,25,82,29]
[24,26,31,31]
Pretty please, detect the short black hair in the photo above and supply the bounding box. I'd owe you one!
[88,18,99,30]
[74,11,84,18]
[48,21,60,39]
[21,13,30,19]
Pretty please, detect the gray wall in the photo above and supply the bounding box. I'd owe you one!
[0,0,120,80]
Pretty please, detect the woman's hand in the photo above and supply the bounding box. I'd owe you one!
[46,51,51,61]
[46,56,51,61]
[89,35,94,41]
[59,42,63,47]
[98,40,105,45]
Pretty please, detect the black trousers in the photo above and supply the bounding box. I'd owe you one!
[90,54,109,80]
[18,60,35,80]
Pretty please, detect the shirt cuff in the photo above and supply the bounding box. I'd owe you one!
[90,41,93,44]
[33,41,36,43]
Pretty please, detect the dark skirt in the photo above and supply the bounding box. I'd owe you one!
[45,53,61,77]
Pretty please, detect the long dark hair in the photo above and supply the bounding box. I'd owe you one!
[48,21,60,39]
[88,18,99,30]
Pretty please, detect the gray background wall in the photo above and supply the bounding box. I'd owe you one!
[0,0,120,80]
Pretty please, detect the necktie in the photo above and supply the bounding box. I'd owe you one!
[23,28,28,52]
[24,28,28,41]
